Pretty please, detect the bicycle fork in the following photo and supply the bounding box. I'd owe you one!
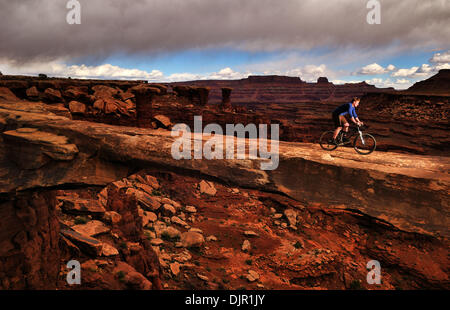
[358,129,365,145]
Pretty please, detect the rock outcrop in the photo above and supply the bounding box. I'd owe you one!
[408,69,450,95]
[172,75,393,104]
[0,76,448,290]
[0,190,60,289]
[0,101,448,237]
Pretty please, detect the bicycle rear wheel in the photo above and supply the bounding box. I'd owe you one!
[353,133,376,155]
[319,131,338,151]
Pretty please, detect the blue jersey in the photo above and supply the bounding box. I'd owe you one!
[333,102,358,119]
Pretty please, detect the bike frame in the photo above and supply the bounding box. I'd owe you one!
[338,125,364,144]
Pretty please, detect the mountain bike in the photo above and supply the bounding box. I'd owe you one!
[319,125,376,155]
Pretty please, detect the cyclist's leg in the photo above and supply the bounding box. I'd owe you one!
[341,115,350,134]
[332,113,342,140]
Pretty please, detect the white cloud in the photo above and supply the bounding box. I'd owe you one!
[357,63,387,75]
[436,63,450,70]
[355,63,397,75]
[0,59,254,82]
[331,79,361,84]
[386,64,396,71]
[165,72,202,82]
[207,67,250,80]
[429,50,450,63]
[365,78,414,89]
[392,66,420,77]
[165,68,251,82]
[355,50,450,79]
[390,61,449,79]
[0,59,163,80]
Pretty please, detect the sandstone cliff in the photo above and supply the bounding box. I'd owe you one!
[0,77,448,290]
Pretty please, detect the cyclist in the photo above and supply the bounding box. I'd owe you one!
[332,97,364,143]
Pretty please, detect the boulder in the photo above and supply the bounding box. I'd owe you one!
[26,86,40,100]
[113,262,152,290]
[151,238,164,246]
[60,197,106,216]
[68,101,87,114]
[71,220,110,237]
[145,175,160,189]
[206,235,218,242]
[64,86,90,102]
[162,204,176,216]
[246,270,260,282]
[2,128,79,170]
[43,88,63,103]
[162,226,181,239]
[284,209,298,227]
[127,188,161,211]
[42,103,72,118]
[171,216,188,227]
[170,262,181,276]
[60,229,103,256]
[242,240,251,252]
[244,231,259,237]
[199,180,217,196]
[135,183,154,196]
[153,115,172,128]
[119,91,135,101]
[138,208,157,227]
[102,243,119,257]
[93,99,105,111]
[161,198,181,209]
[103,211,122,224]
[104,99,120,114]
[92,85,119,99]
[185,206,197,213]
[180,231,204,248]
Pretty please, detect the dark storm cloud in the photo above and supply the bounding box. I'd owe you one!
[0,0,449,63]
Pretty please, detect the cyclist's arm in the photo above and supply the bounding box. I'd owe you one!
[350,105,363,125]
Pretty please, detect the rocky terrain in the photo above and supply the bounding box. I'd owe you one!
[2,71,449,156]
[172,75,394,104]
[0,73,448,290]
[171,71,449,156]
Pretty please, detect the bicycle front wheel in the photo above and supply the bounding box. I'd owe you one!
[319,131,338,151]
[353,133,376,155]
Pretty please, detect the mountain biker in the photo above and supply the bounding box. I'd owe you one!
[332,97,364,143]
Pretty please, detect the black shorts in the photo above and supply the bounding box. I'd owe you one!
[332,112,342,128]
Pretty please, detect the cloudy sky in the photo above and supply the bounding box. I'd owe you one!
[0,0,449,89]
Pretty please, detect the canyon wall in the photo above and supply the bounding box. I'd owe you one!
[2,72,448,156]
[0,84,448,289]
[171,75,394,104]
